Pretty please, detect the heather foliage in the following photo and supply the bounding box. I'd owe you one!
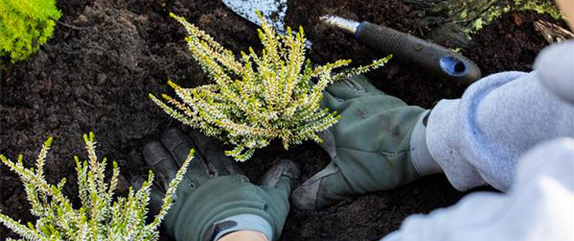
[0,133,193,241]
[151,12,390,161]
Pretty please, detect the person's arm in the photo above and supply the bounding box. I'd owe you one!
[421,0,574,192]
[424,39,574,192]
[290,39,574,211]
[291,0,574,212]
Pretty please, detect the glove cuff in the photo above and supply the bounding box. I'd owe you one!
[207,214,273,241]
[410,110,443,176]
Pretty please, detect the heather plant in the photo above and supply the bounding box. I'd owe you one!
[0,0,61,63]
[0,133,193,241]
[151,12,391,162]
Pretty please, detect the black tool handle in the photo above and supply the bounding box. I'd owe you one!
[355,22,481,85]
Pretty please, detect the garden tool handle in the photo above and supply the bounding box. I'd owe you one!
[355,21,482,85]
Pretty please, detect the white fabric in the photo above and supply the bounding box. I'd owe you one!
[426,40,574,191]
[381,138,574,241]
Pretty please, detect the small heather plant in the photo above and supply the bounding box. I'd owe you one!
[0,133,193,241]
[0,0,61,63]
[151,12,391,162]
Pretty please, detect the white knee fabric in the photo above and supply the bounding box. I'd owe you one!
[382,138,574,241]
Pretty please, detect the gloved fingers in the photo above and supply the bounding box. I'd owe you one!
[324,74,382,100]
[320,89,343,110]
[160,128,211,186]
[143,141,179,191]
[161,128,195,167]
[291,162,350,211]
[188,129,243,176]
[259,159,300,192]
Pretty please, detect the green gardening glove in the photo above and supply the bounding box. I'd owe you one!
[135,128,300,241]
[291,74,427,210]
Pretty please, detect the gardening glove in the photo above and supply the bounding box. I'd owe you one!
[291,74,441,210]
[134,128,300,241]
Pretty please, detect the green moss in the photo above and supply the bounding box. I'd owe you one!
[515,0,562,19]
[469,0,561,33]
[0,0,61,63]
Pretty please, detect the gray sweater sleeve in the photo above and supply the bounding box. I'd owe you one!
[425,40,574,191]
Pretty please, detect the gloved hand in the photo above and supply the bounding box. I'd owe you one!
[291,74,434,210]
[135,128,299,241]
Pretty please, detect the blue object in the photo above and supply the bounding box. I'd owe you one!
[440,56,468,77]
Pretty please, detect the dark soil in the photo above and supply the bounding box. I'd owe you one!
[0,0,563,239]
